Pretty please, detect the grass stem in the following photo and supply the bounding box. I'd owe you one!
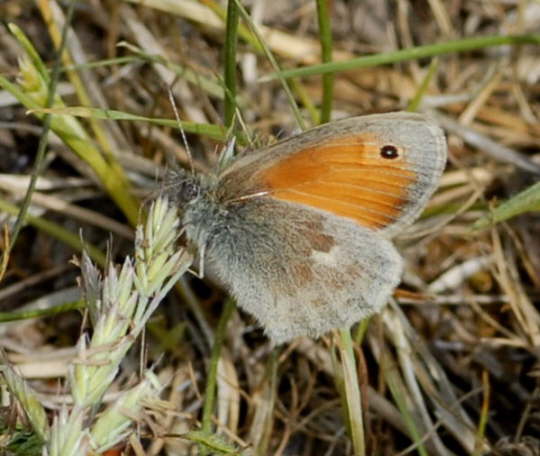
[200,298,236,455]
[316,0,334,123]
[223,0,240,130]
[337,328,365,456]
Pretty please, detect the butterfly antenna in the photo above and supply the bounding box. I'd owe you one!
[167,83,194,173]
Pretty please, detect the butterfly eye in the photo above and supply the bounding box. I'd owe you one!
[181,182,199,201]
[380,144,399,159]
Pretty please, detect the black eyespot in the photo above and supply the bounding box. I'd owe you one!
[380,144,399,159]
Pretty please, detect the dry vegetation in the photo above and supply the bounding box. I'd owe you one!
[1,1,540,455]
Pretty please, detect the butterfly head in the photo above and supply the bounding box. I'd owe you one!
[164,167,227,250]
[176,174,201,205]
[163,168,206,207]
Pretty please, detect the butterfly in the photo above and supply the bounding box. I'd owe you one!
[165,112,447,344]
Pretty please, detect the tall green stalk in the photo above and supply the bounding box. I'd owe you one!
[223,0,240,130]
[316,0,334,123]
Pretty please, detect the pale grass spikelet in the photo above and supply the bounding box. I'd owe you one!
[42,197,193,456]
[132,198,190,322]
[9,23,65,115]
[135,197,183,297]
[17,54,48,103]
[70,262,136,407]
[48,407,88,456]
[69,198,188,410]
[90,371,162,452]
[79,252,102,325]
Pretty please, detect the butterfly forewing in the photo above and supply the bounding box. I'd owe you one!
[259,134,416,230]
[220,112,447,237]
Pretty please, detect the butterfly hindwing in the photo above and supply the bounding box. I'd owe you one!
[204,199,402,343]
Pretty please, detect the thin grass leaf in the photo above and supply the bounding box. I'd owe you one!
[473,370,491,456]
[381,351,429,456]
[407,59,439,112]
[232,0,306,130]
[112,46,228,100]
[336,329,365,456]
[262,34,540,80]
[0,300,85,323]
[473,181,540,230]
[185,430,240,455]
[7,17,73,251]
[30,106,227,140]
[48,406,87,456]
[199,298,236,456]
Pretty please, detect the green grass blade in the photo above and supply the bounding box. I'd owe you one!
[473,181,540,230]
[262,34,540,80]
[0,301,85,323]
[199,298,236,455]
[316,0,334,124]
[31,106,227,140]
[233,0,305,130]
[407,59,438,112]
[113,45,229,101]
[223,0,240,129]
[336,329,365,456]
[7,13,75,250]
[382,352,429,456]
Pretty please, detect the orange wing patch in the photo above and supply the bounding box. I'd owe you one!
[260,133,416,230]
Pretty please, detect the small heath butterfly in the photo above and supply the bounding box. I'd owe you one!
[166,112,447,344]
